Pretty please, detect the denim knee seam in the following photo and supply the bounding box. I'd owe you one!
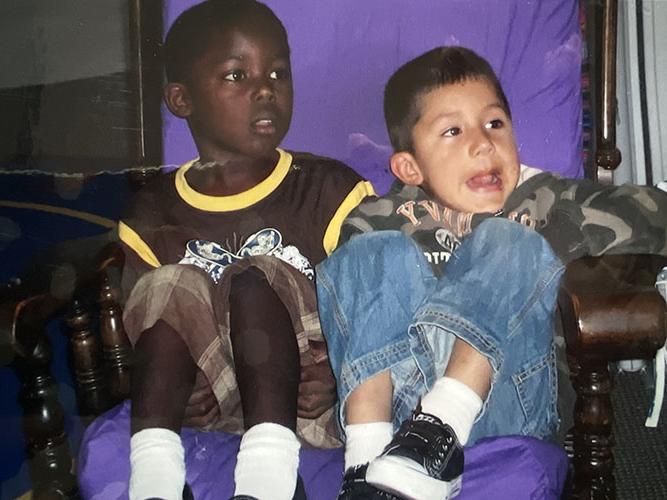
[507,262,564,339]
[316,269,351,341]
[512,347,558,438]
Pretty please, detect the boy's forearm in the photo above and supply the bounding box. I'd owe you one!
[565,183,667,259]
[119,244,154,302]
[508,174,667,261]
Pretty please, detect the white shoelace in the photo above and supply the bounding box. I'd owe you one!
[646,266,667,427]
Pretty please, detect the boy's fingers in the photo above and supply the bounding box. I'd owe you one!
[184,385,218,423]
[298,379,336,416]
[297,393,334,418]
[187,385,214,405]
[308,340,328,363]
[298,407,324,419]
[298,380,329,397]
[183,404,220,428]
[184,394,217,418]
[300,361,335,384]
[298,360,336,417]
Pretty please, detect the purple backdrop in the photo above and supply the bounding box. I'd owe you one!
[163,0,583,193]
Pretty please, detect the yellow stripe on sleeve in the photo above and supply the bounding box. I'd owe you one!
[323,180,376,255]
[118,221,161,268]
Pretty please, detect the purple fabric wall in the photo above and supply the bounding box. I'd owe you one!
[163,0,582,193]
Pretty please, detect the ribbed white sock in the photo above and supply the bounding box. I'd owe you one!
[420,376,483,445]
[129,428,185,500]
[344,421,394,469]
[233,423,301,500]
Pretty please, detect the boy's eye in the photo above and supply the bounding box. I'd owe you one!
[485,119,504,129]
[223,70,246,82]
[269,68,291,80]
[442,127,461,137]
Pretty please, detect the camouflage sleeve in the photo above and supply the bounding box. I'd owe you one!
[338,201,380,247]
[506,174,667,262]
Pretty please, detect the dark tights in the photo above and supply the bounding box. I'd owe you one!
[130,267,300,435]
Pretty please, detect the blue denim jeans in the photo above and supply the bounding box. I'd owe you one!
[316,218,565,445]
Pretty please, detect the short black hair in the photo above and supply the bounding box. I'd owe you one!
[384,46,511,153]
[164,0,289,84]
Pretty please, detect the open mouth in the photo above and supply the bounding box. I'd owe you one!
[252,117,278,135]
[466,171,502,191]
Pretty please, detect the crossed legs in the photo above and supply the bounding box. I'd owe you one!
[317,219,564,499]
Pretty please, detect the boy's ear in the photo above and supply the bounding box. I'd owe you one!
[164,83,192,118]
[390,151,424,186]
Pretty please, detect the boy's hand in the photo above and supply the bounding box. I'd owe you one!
[183,384,220,428]
[298,340,336,419]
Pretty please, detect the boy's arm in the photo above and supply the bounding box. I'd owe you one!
[335,187,408,249]
[323,180,375,254]
[507,174,667,262]
[337,207,376,248]
[117,221,161,301]
[116,177,171,300]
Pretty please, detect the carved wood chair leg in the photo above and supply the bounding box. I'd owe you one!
[13,335,80,500]
[65,299,112,418]
[98,276,133,403]
[572,360,616,500]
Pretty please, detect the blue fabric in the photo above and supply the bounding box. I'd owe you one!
[78,400,568,499]
[316,219,565,444]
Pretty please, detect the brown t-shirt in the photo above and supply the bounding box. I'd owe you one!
[119,148,374,294]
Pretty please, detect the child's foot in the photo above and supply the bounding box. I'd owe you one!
[365,410,464,500]
[337,464,404,499]
[232,423,301,499]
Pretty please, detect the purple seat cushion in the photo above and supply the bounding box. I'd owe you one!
[78,401,567,499]
[163,0,583,192]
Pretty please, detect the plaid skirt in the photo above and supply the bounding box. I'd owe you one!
[122,256,341,449]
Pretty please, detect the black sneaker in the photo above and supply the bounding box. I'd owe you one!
[229,475,306,500]
[337,464,404,499]
[365,410,464,499]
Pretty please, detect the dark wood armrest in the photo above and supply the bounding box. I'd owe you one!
[559,254,667,500]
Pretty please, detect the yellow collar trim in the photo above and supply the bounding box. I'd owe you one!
[175,148,292,212]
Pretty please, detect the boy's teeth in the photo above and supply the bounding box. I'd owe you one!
[476,174,494,184]
[468,173,499,187]
[256,119,272,125]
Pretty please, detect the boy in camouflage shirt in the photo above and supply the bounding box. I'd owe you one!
[316,47,667,499]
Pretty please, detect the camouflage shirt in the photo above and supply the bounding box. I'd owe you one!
[340,170,667,273]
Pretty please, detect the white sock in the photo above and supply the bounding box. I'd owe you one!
[233,423,301,500]
[344,422,394,469]
[129,428,185,500]
[420,376,483,445]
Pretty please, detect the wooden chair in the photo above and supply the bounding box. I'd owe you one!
[558,2,667,497]
[1,1,665,499]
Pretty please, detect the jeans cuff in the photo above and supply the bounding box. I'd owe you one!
[413,308,504,373]
[337,338,414,427]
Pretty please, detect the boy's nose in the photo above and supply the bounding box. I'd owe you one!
[253,80,276,102]
[471,129,494,156]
